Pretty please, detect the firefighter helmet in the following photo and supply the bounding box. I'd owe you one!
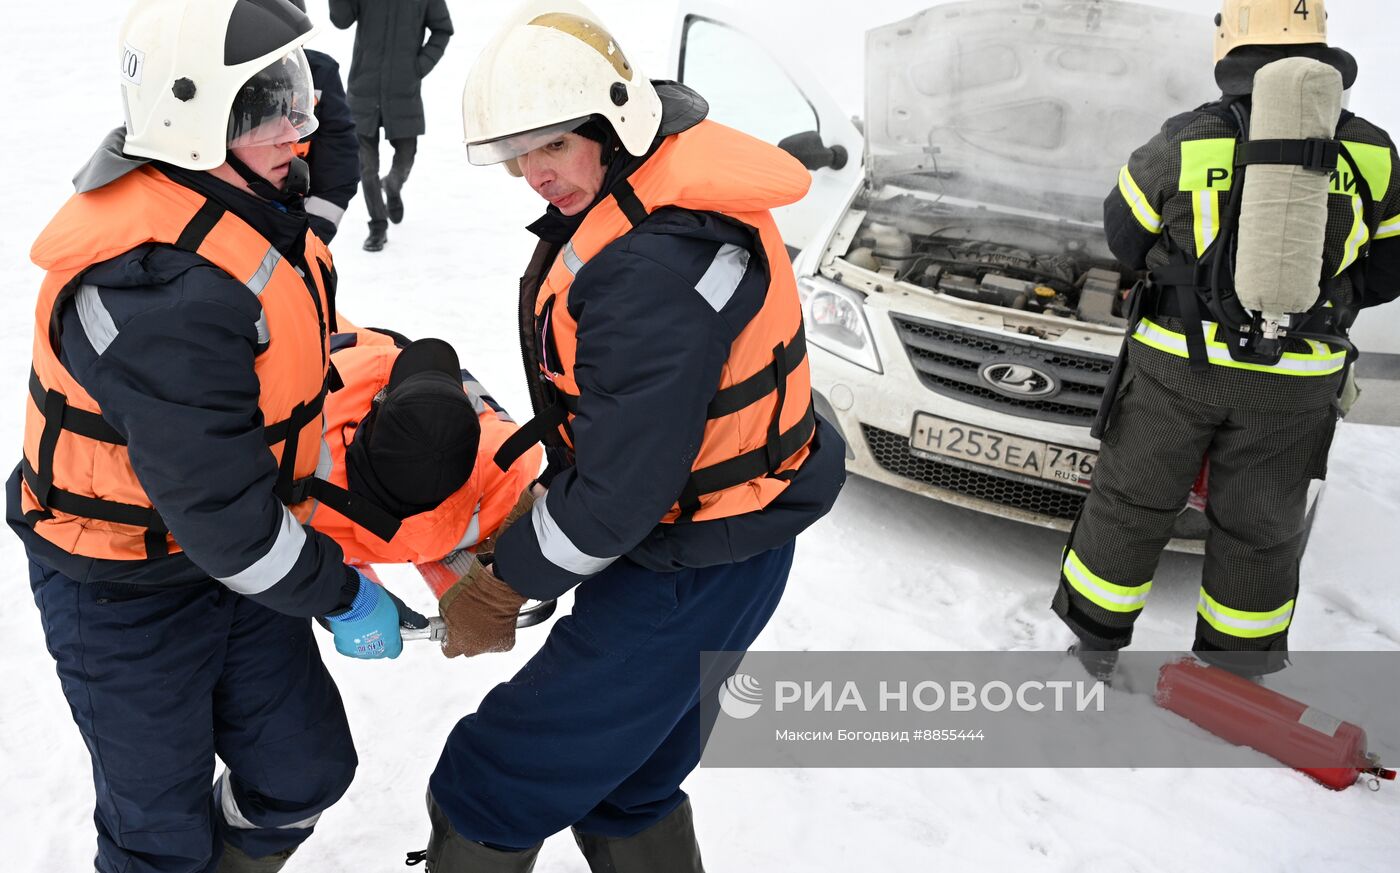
[461,0,663,176]
[1214,0,1329,64]
[120,0,319,170]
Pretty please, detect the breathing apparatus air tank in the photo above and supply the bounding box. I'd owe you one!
[1233,57,1344,340]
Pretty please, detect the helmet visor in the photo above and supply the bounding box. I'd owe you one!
[465,116,590,166]
[227,49,318,149]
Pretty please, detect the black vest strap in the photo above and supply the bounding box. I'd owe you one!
[262,380,328,447]
[493,402,569,473]
[29,368,125,445]
[286,476,403,544]
[683,400,816,505]
[174,200,226,252]
[706,323,807,419]
[21,459,170,558]
[611,180,649,229]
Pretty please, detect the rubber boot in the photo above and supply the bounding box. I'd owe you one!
[215,843,295,873]
[1068,642,1119,686]
[363,221,387,253]
[384,174,405,224]
[572,799,705,873]
[423,792,541,872]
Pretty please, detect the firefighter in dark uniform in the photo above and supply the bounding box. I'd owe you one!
[12,2,423,871]
[420,3,846,870]
[1053,0,1400,677]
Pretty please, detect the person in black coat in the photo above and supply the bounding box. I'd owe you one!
[290,4,360,244]
[329,0,454,252]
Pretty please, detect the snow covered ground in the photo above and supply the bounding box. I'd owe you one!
[3,1,1399,870]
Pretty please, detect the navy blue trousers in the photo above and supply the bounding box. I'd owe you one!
[29,560,357,873]
[428,542,793,850]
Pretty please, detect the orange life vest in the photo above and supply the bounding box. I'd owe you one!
[22,165,334,561]
[310,329,542,565]
[526,120,814,523]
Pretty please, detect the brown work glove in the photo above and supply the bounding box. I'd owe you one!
[438,556,527,658]
[475,487,537,556]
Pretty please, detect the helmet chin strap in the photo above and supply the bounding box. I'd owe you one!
[225,152,310,206]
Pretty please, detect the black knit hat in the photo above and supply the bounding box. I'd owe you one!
[345,339,481,519]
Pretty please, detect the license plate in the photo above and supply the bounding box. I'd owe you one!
[909,413,1096,489]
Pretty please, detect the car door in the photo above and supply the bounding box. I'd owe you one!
[667,1,864,258]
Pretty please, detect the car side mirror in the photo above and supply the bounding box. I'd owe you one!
[778,130,849,172]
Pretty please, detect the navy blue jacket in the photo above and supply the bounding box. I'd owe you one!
[8,161,358,618]
[303,49,360,243]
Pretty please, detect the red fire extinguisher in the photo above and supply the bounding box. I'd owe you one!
[1155,657,1397,791]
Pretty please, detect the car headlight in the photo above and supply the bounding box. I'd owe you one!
[799,276,882,373]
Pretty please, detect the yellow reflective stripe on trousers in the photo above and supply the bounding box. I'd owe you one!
[1335,194,1370,276]
[1197,590,1294,639]
[1192,189,1221,255]
[1377,213,1400,241]
[1118,165,1162,234]
[1062,549,1152,613]
[1132,319,1346,376]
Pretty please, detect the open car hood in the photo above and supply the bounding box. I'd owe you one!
[865,0,1216,223]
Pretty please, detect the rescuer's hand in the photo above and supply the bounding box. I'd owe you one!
[474,488,536,557]
[438,556,527,658]
[325,570,416,659]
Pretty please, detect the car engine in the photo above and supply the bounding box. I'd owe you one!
[841,202,1133,327]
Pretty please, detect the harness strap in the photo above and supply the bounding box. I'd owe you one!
[174,201,226,252]
[21,459,171,558]
[684,401,815,502]
[494,403,569,472]
[29,368,125,444]
[1176,285,1211,374]
[611,180,649,229]
[1235,138,1339,173]
[707,323,807,420]
[285,476,403,544]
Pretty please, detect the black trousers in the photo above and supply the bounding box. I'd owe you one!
[1051,358,1338,671]
[357,133,417,228]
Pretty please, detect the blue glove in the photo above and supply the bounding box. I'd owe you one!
[325,570,419,660]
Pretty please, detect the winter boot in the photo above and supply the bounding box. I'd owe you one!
[572,798,705,873]
[363,221,387,253]
[383,174,405,224]
[215,843,295,873]
[1068,642,1119,686]
[423,792,541,872]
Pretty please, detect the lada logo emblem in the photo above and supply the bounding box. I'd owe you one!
[978,362,1059,398]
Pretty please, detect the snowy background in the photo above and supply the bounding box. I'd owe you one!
[3,1,1399,870]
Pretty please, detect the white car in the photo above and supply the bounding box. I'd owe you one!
[667,0,1346,552]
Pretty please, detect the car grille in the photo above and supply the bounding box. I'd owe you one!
[861,424,1085,521]
[891,315,1116,425]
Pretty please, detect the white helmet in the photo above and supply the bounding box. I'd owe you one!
[462,0,663,175]
[119,0,320,170]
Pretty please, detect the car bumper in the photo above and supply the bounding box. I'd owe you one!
[809,296,1210,553]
